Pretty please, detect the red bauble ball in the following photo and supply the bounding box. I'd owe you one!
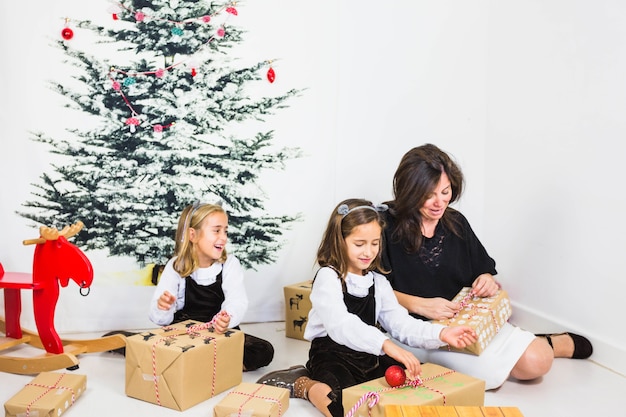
[61,27,74,40]
[384,365,406,387]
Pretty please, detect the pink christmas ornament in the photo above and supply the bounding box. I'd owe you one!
[125,117,140,132]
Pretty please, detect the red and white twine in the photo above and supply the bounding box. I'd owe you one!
[343,370,456,417]
[24,373,76,417]
[151,312,229,405]
[228,385,284,417]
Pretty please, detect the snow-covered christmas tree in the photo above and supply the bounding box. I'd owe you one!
[19,0,303,271]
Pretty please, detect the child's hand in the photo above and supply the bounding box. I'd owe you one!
[212,311,231,334]
[382,340,422,380]
[440,326,478,349]
[157,290,176,311]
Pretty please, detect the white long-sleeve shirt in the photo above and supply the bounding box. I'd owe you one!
[304,267,447,356]
[148,255,248,327]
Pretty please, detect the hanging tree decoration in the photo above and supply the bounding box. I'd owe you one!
[61,18,74,41]
[226,5,238,16]
[266,60,276,83]
[106,2,239,133]
[125,117,140,133]
[108,3,122,20]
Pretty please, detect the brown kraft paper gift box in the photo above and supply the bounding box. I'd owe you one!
[4,372,87,417]
[213,382,290,417]
[283,280,313,340]
[384,405,524,417]
[432,287,512,355]
[342,363,485,417]
[125,319,244,411]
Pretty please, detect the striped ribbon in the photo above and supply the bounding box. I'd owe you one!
[443,290,501,351]
[344,370,456,417]
[151,313,229,405]
[228,385,284,417]
[25,373,76,417]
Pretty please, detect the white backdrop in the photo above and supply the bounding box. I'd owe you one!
[1,1,624,376]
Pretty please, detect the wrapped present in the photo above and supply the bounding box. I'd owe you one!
[4,372,86,417]
[432,287,512,355]
[125,319,244,411]
[384,405,524,417]
[342,363,485,417]
[283,280,313,340]
[213,382,290,417]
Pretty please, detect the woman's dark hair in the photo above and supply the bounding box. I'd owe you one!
[387,143,464,252]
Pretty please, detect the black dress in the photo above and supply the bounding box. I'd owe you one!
[306,275,402,417]
[381,209,497,320]
[173,271,274,371]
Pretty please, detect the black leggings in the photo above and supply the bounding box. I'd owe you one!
[242,332,274,371]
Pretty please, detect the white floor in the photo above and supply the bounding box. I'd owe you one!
[1,321,624,417]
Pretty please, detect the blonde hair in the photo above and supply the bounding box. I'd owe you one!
[173,203,228,277]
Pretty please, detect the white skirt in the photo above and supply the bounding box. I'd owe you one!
[401,322,536,390]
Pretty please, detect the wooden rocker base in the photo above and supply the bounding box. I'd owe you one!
[0,319,126,375]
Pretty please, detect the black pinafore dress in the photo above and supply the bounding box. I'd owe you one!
[172,271,274,371]
[306,275,402,417]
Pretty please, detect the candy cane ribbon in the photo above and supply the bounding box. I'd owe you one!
[151,313,229,405]
[25,373,76,417]
[343,370,456,417]
[444,290,502,352]
[228,385,284,417]
[344,391,380,417]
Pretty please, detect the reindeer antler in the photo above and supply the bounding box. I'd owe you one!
[23,221,85,246]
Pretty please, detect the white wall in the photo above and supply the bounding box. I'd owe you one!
[1,1,623,375]
[484,0,626,375]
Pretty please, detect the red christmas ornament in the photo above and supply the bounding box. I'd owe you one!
[384,365,406,387]
[61,27,74,40]
[267,67,276,83]
[112,13,119,20]
[191,68,197,77]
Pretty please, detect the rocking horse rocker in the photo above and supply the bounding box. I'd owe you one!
[0,221,126,374]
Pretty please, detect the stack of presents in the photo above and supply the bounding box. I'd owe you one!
[4,285,521,417]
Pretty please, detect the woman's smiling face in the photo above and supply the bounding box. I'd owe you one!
[419,171,452,223]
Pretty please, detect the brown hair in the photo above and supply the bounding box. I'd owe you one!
[316,198,389,281]
[387,144,464,252]
[173,203,228,277]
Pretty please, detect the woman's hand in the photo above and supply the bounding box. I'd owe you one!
[439,326,478,349]
[212,311,231,334]
[157,290,176,311]
[471,273,500,297]
[382,340,422,380]
[418,297,462,321]
[394,291,460,321]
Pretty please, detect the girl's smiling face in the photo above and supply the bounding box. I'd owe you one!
[344,220,382,275]
[190,211,228,267]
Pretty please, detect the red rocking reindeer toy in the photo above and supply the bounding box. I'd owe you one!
[0,221,125,374]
